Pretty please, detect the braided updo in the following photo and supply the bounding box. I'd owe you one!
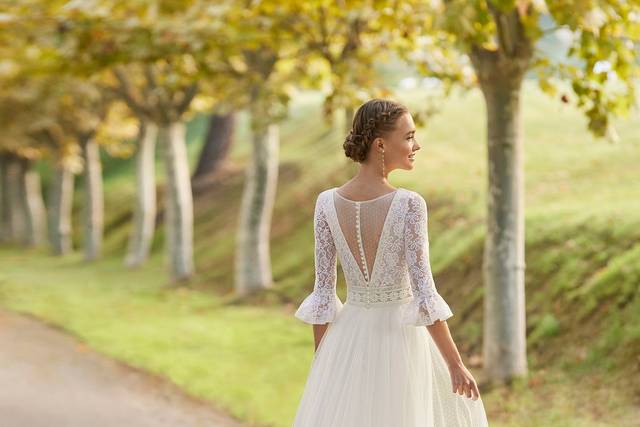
[343,98,409,163]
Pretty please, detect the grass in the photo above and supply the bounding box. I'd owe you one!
[0,247,313,426]
[1,80,639,426]
[1,245,636,427]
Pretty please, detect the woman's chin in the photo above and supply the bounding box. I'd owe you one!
[391,161,415,171]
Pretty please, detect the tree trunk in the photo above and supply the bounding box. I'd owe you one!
[80,135,104,261]
[17,157,47,247]
[48,160,74,255]
[4,154,27,243]
[159,121,194,281]
[0,154,9,242]
[0,152,16,243]
[235,120,279,295]
[192,112,235,182]
[125,122,158,267]
[477,69,528,383]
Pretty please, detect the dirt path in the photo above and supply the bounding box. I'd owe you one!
[0,308,249,427]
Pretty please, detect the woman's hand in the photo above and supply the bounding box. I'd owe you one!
[447,361,481,400]
[425,320,481,401]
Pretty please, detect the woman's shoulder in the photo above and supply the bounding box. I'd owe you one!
[313,187,335,212]
[402,189,428,214]
[316,187,335,201]
[402,188,425,202]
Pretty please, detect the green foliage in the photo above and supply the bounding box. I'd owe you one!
[393,0,640,138]
[4,0,638,140]
[529,313,561,344]
[569,242,640,317]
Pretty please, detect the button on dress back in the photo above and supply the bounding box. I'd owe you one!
[332,187,399,285]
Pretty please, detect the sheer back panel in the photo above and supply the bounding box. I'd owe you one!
[333,190,397,284]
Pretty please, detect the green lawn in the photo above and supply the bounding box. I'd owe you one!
[1,81,639,426]
[0,248,312,426]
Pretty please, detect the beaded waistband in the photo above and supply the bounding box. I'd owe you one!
[346,284,414,308]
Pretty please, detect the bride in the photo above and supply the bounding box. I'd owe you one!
[292,99,489,426]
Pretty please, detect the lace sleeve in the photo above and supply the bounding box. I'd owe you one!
[400,193,453,326]
[294,193,343,324]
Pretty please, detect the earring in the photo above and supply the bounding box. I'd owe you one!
[380,146,385,177]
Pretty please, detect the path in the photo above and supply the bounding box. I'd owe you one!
[0,309,249,427]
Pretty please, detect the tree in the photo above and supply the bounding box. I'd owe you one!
[0,95,44,246]
[199,2,322,295]
[191,112,236,184]
[61,76,115,261]
[111,62,198,280]
[124,120,159,268]
[388,0,639,383]
[0,151,47,247]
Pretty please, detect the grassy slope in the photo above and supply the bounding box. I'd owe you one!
[1,82,639,426]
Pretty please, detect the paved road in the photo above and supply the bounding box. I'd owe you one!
[0,309,248,427]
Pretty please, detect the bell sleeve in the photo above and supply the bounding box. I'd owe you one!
[400,193,453,326]
[294,193,343,324]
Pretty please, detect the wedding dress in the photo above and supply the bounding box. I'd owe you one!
[292,187,489,426]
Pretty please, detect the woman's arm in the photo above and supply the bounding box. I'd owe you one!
[401,193,454,326]
[427,319,480,400]
[426,319,462,366]
[294,192,343,344]
[402,193,480,400]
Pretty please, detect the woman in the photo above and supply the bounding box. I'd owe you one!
[292,99,489,426]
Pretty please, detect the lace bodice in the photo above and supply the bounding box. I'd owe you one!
[294,187,453,326]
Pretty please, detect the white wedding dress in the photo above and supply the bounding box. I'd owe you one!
[292,187,489,426]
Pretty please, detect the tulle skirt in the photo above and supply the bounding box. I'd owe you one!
[292,300,489,427]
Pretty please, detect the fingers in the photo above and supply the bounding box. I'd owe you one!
[470,378,480,400]
[451,372,480,400]
[458,380,472,399]
[463,381,475,400]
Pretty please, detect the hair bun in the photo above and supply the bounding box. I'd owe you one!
[342,99,409,163]
[343,129,368,162]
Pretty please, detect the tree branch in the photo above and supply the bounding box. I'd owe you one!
[176,82,199,116]
[486,1,532,61]
[112,66,149,119]
[338,17,364,62]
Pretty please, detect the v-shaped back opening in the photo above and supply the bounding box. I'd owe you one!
[331,187,399,284]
